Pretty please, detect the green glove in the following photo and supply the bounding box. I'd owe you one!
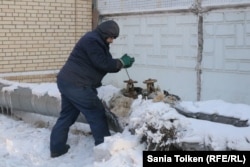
[120,54,135,68]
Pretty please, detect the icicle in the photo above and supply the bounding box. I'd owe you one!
[0,91,4,115]
[7,90,13,117]
[0,86,12,116]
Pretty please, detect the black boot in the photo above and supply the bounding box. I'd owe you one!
[51,144,70,158]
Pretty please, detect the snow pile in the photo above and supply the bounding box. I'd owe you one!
[127,96,187,150]
[180,100,250,123]
[1,79,250,167]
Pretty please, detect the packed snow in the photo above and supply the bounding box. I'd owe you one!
[0,79,250,167]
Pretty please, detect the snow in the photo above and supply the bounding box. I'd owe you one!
[1,79,250,167]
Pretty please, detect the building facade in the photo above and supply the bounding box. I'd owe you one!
[0,0,92,82]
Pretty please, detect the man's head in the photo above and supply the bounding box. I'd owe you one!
[96,20,119,43]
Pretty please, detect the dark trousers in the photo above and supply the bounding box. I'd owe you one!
[50,78,110,154]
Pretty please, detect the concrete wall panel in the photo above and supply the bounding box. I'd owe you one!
[100,2,250,105]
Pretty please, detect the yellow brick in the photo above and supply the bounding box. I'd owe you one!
[33,6,44,10]
[15,17,26,21]
[46,0,57,3]
[21,5,33,10]
[39,2,50,6]
[21,36,33,41]
[36,66,47,70]
[51,2,61,7]
[0,5,9,9]
[23,29,34,33]
[26,9,38,14]
[33,59,44,63]
[9,36,21,40]
[16,25,28,29]
[15,63,28,67]
[27,2,39,6]
[3,1,14,5]
[12,20,25,24]
[3,41,13,45]
[22,60,33,64]
[10,60,21,64]
[0,12,6,17]
[26,48,37,52]
[15,48,27,52]
[16,55,27,60]
[6,13,13,17]
[50,17,61,22]
[56,0,65,3]
[15,1,27,6]
[0,68,11,72]
[27,17,37,21]
[14,40,27,45]
[3,64,15,69]
[39,17,50,22]
[15,9,26,13]
[65,0,75,3]
[3,48,14,52]
[0,60,9,65]
[3,55,16,60]
[3,25,15,29]
[13,67,25,72]
[25,67,36,71]
[0,36,9,41]
[17,52,25,56]
[28,25,39,29]
[36,21,48,25]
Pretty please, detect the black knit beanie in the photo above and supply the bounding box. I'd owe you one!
[96,20,120,40]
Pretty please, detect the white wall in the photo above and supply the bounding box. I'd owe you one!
[99,1,250,105]
[201,9,250,103]
[103,14,198,101]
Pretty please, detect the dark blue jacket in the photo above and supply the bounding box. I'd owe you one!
[57,30,121,88]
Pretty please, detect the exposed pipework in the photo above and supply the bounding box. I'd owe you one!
[0,81,87,124]
[0,80,124,132]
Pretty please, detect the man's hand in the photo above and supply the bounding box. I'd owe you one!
[120,54,135,68]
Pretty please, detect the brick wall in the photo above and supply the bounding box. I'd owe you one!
[0,0,92,83]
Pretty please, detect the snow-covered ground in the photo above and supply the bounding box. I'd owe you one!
[0,79,250,167]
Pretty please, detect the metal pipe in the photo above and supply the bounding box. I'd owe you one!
[0,81,87,123]
[0,80,123,132]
